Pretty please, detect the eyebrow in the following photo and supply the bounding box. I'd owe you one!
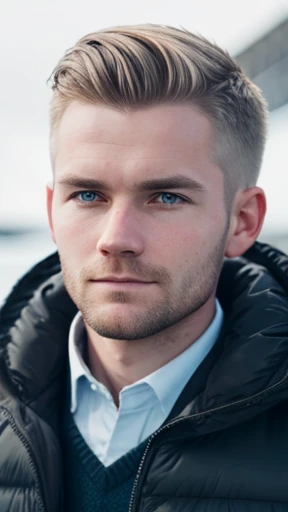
[57,174,206,193]
[138,176,205,192]
[57,176,108,190]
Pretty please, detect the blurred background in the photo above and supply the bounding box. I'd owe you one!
[1,0,288,303]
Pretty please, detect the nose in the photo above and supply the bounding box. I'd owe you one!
[96,204,145,258]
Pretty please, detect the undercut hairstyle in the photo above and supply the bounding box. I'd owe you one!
[49,24,268,202]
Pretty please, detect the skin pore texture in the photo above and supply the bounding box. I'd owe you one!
[47,102,266,404]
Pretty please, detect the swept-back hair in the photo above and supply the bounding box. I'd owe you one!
[49,24,268,198]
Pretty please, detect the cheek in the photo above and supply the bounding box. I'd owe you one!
[154,227,203,269]
[163,212,226,258]
[52,208,97,257]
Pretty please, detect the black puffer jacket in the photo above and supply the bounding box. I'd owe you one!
[1,241,288,512]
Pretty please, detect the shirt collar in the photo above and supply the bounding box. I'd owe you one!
[69,300,223,415]
[69,311,93,413]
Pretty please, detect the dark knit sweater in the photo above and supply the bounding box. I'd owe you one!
[62,406,146,512]
[60,325,223,512]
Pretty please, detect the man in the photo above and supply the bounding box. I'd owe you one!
[1,24,288,512]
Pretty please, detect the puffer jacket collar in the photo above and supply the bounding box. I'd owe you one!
[1,242,288,436]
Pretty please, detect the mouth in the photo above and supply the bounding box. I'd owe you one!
[92,277,152,283]
[89,277,155,288]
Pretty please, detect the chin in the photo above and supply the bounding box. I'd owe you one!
[88,323,146,341]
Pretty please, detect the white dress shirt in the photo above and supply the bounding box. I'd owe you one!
[69,300,224,466]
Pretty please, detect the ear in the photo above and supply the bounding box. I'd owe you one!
[46,184,56,244]
[225,186,266,258]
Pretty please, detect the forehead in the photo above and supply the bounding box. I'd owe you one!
[55,101,213,158]
[53,101,224,194]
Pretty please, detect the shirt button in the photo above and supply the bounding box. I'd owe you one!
[90,383,97,391]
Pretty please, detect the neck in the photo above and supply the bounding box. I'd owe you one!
[85,297,216,405]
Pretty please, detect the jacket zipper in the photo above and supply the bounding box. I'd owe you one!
[128,372,288,512]
[1,407,46,512]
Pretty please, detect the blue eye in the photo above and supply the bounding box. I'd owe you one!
[78,192,98,202]
[157,193,182,205]
[71,190,105,207]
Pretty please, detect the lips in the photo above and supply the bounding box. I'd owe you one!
[88,277,156,290]
[91,276,152,283]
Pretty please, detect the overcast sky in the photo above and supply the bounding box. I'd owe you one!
[1,0,287,234]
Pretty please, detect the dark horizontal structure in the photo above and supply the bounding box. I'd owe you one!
[235,16,288,111]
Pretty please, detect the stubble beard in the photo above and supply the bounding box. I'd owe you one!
[60,227,228,341]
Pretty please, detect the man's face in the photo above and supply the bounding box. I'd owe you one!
[48,102,230,340]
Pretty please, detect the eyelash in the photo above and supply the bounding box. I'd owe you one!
[70,191,188,207]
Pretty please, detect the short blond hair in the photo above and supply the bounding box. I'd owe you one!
[49,24,268,198]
